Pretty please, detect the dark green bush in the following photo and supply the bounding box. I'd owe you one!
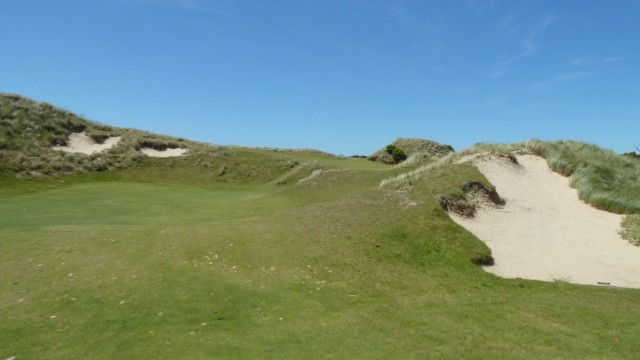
[391,148,407,163]
[385,144,407,163]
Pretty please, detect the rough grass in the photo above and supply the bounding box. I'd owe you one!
[379,152,458,190]
[2,155,640,359]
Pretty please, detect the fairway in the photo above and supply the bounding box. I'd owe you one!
[2,159,640,359]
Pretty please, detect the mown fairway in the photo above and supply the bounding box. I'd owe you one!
[2,153,640,359]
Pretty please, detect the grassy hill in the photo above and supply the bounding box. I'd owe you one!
[2,95,640,359]
[368,137,454,165]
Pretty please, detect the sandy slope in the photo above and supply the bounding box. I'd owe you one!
[52,132,121,155]
[140,147,187,157]
[451,153,640,288]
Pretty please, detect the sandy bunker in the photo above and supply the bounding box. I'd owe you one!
[139,147,188,157]
[451,153,640,288]
[52,132,121,155]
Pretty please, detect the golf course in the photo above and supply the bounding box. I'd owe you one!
[2,93,640,359]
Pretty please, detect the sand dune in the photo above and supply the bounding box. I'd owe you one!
[451,153,640,288]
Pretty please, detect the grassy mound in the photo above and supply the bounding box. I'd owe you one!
[0,93,199,174]
[368,138,454,165]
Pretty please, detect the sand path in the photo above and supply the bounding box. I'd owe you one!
[451,154,640,288]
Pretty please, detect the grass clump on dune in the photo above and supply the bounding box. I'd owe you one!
[379,152,458,190]
[621,215,640,246]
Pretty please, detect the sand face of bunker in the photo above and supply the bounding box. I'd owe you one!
[52,132,121,155]
[139,147,188,157]
[450,154,640,288]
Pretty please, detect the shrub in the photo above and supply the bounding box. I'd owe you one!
[385,144,407,163]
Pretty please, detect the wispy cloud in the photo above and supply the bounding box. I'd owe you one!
[489,14,558,78]
[500,12,520,35]
[143,0,220,14]
[485,97,509,107]
[466,0,498,16]
[489,67,510,78]
[523,71,590,92]
[570,56,626,66]
[527,102,546,110]
[557,71,590,81]
[125,0,224,21]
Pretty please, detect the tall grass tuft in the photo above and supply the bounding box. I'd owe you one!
[380,152,458,190]
[621,215,640,246]
[458,141,530,156]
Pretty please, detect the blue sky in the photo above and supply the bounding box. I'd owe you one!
[2,1,639,155]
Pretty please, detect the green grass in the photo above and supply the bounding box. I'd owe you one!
[2,155,640,359]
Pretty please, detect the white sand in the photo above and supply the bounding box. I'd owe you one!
[52,132,121,155]
[451,153,640,288]
[140,147,188,157]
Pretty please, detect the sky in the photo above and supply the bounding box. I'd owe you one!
[1,0,639,155]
